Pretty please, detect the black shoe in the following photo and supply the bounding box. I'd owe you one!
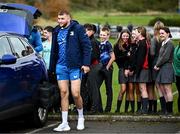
[105,108,111,112]
[157,110,167,115]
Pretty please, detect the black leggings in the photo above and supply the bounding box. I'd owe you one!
[176,75,180,112]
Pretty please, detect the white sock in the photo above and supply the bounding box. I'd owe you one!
[77,108,84,118]
[62,111,68,124]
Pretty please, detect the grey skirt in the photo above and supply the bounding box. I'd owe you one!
[118,68,128,84]
[152,69,159,81]
[156,63,175,84]
[118,68,134,84]
[135,69,152,83]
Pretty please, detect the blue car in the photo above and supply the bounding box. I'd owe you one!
[0,32,53,127]
[0,4,58,127]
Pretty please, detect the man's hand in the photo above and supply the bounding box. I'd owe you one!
[81,66,90,74]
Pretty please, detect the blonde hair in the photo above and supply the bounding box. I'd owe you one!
[100,26,111,36]
[153,21,164,42]
[154,21,164,31]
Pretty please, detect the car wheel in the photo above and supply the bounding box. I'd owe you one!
[32,106,48,128]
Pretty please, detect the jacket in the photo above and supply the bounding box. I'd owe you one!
[28,28,43,53]
[173,45,180,76]
[49,20,91,73]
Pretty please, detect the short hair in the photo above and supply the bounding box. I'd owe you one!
[101,26,110,35]
[160,26,172,38]
[44,26,53,33]
[58,9,71,18]
[84,23,97,33]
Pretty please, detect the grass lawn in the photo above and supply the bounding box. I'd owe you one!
[72,11,180,26]
[38,11,180,27]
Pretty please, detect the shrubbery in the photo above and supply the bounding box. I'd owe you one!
[148,17,180,26]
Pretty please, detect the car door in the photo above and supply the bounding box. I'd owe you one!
[8,36,43,104]
[0,36,20,111]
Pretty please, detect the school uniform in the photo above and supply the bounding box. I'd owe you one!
[114,43,130,84]
[86,36,103,113]
[134,39,152,83]
[155,38,175,84]
[99,40,113,112]
[127,43,139,83]
[150,37,162,81]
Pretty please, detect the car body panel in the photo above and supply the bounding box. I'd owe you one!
[1,3,42,18]
[0,11,31,36]
[0,33,48,120]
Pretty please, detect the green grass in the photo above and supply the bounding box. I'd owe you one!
[71,11,180,26]
[38,11,180,27]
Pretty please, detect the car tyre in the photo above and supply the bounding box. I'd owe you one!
[32,105,48,128]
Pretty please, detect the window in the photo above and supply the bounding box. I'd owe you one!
[8,37,26,58]
[0,37,12,57]
[20,38,34,55]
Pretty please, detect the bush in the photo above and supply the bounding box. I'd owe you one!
[117,2,146,12]
[148,17,180,26]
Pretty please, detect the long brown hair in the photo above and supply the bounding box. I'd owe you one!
[115,29,131,51]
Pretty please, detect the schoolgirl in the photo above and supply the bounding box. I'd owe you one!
[149,21,164,114]
[154,27,175,114]
[134,26,152,114]
[114,29,134,113]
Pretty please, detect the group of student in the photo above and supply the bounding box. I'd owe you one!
[27,9,180,132]
[30,20,180,116]
[80,21,180,115]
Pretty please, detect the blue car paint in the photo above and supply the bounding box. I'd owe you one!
[0,33,48,118]
[0,13,31,36]
[4,3,42,18]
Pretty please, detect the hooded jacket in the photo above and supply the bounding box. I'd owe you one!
[49,20,91,73]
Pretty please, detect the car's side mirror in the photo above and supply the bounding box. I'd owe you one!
[0,54,17,65]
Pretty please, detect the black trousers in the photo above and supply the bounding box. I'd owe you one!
[87,63,103,112]
[80,73,91,111]
[176,75,180,112]
[99,66,113,111]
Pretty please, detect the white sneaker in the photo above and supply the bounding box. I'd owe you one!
[77,117,85,130]
[53,122,70,132]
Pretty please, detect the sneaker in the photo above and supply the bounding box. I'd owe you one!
[77,118,85,130]
[53,122,70,132]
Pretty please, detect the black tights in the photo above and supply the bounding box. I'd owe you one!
[176,76,180,112]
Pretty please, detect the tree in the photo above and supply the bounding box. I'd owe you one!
[35,0,70,19]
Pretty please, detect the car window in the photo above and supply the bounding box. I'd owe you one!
[0,37,12,57]
[20,38,34,55]
[8,37,26,58]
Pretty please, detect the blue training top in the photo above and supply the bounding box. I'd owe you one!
[57,27,69,66]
